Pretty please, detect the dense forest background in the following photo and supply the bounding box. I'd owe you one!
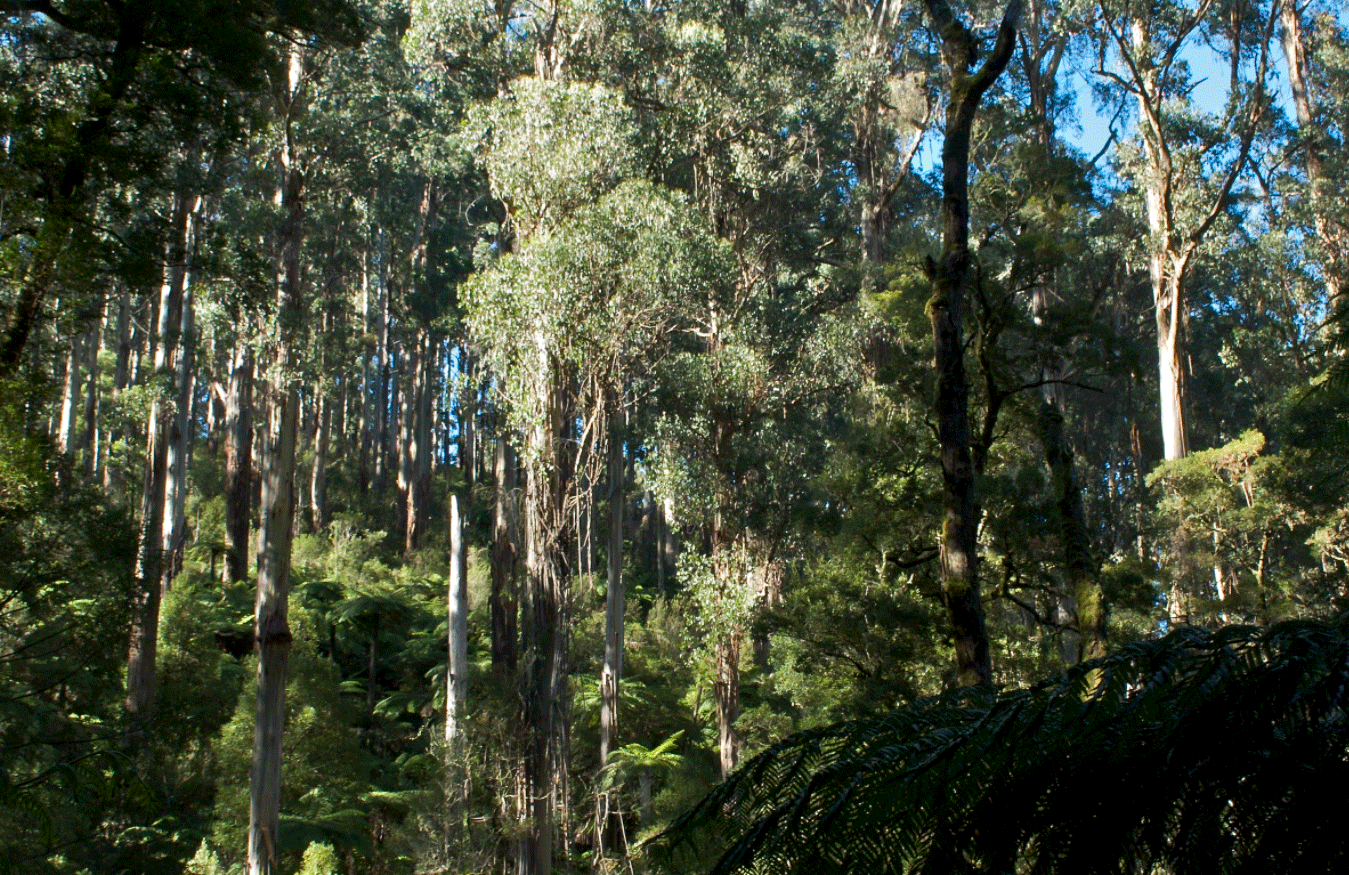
[1,0,1347,873]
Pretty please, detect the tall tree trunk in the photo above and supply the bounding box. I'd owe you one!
[1114,6,1273,460]
[519,361,572,875]
[223,340,255,584]
[82,315,102,478]
[405,329,433,558]
[125,185,197,727]
[55,332,81,457]
[491,430,519,679]
[1038,402,1107,661]
[446,492,469,744]
[1280,0,1345,313]
[311,389,330,531]
[922,0,1021,688]
[714,632,741,781]
[596,400,625,859]
[249,47,307,874]
[162,221,199,594]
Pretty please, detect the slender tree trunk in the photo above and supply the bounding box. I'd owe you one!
[311,389,330,531]
[1038,402,1107,661]
[446,493,469,744]
[82,315,102,478]
[921,0,1021,688]
[596,399,625,859]
[56,332,81,457]
[491,431,519,679]
[224,340,255,584]
[405,329,433,558]
[162,218,199,594]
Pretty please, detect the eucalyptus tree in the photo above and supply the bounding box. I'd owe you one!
[831,0,934,265]
[1094,0,1278,462]
[596,0,862,784]
[463,76,730,873]
[1278,0,1349,314]
[125,154,206,730]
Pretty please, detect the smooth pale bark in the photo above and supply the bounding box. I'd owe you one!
[162,241,199,594]
[311,389,330,531]
[1112,7,1273,460]
[446,493,469,744]
[248,47,306,875]
[55,332,81,457]
[922,0,1020,688]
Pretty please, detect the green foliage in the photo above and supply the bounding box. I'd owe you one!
[661,613,1349,874]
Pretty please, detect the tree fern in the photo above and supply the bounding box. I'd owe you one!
[658,614,1349,874]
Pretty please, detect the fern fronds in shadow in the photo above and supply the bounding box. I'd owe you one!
[657,614,1349,874]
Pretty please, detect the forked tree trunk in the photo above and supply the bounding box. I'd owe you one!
[922,0,1021,688]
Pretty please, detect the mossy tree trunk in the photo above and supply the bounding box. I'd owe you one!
[922,0,1022,688]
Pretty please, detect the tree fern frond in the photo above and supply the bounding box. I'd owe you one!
[657,613,1349,874]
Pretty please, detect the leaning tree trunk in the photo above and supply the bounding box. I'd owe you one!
[922,0,1022,688]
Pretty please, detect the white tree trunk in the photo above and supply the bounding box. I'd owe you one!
[446,493,469,744]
